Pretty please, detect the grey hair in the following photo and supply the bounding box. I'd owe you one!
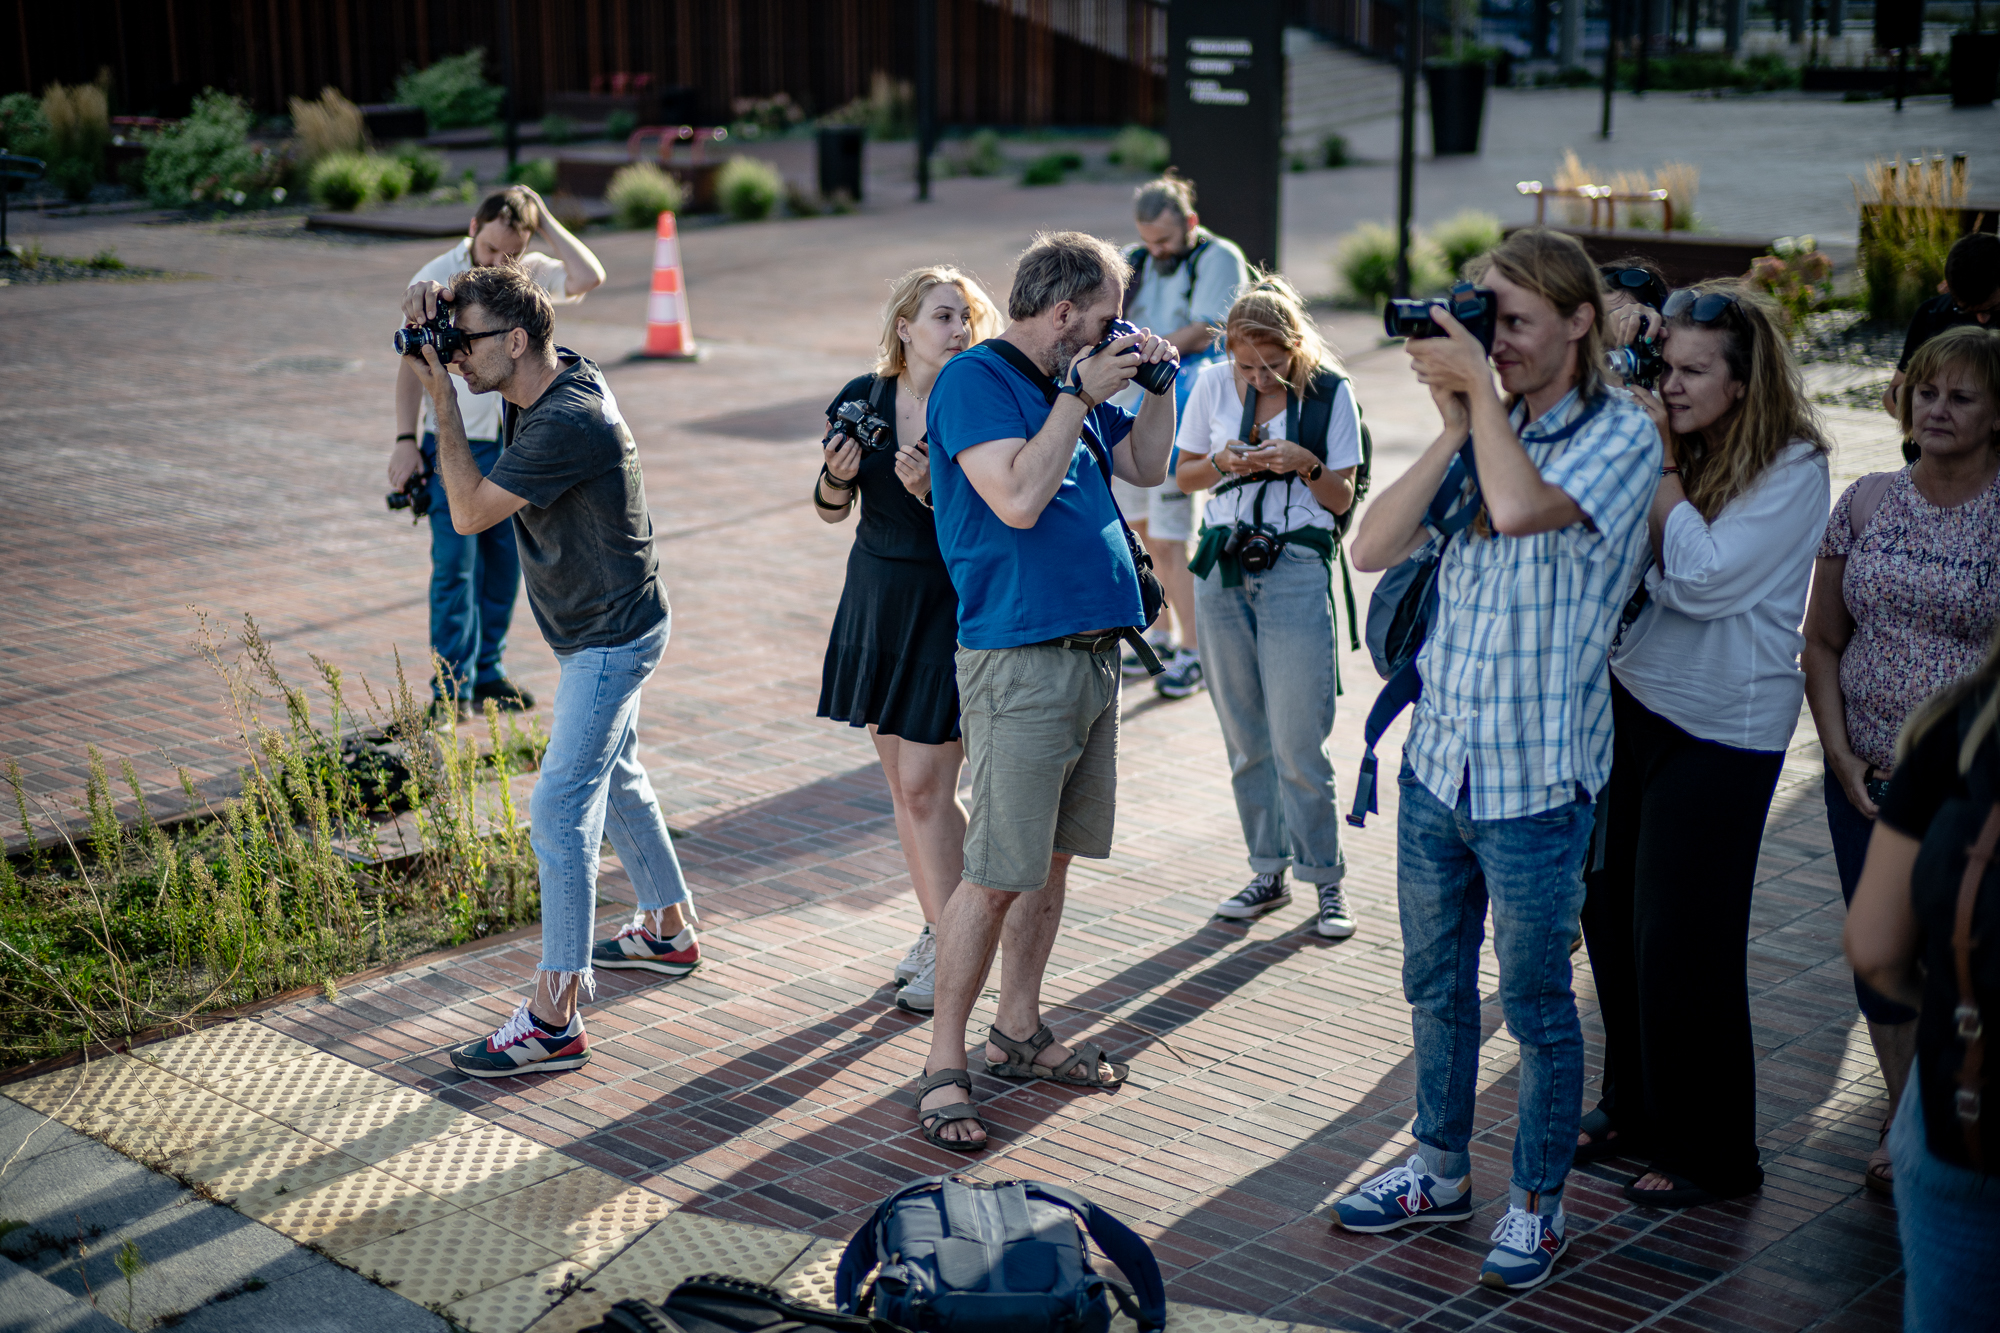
[1007,231,1131,321]
[1133,172,1196,224]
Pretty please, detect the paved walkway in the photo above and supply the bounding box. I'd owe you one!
[0,171,1915,1332]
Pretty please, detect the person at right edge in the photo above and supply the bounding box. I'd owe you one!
[1339,229,1660,1292]
[1879,232,2000,436]
[1845,614,2000,1333]
[1578,283,1831,1209]
[913,231,1180,1151]
[1807,324,2000,1190]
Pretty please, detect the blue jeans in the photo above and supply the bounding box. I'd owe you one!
[1823,766,1921,1024]
[422,433,520,699]
[1891,1077,2000,1331]
[1397,761,1593,1212]
[1194,545,1346,883]
[530,615,693,978]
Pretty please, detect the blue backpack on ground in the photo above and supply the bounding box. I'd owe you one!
[833,1175,1167,1333]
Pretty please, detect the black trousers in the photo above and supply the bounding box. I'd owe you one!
[1580,679,1784,1196]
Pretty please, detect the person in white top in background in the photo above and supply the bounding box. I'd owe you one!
[1578,282,1831,1210]
[387,185,606,719]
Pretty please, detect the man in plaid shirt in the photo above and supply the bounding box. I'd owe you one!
[1337,230,1661,1292]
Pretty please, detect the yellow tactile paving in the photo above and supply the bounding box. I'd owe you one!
[470,1166,675,1259]
[1115,1305,1297,1333]
[254,1164,460,1255]
[372,1121,572,1208]
[773,1237,846,1309]
[533,1213,817,1333]
[131,1022,318,1083]
[204,1049,399,1124]
[99,1085,283,1161]
[286,1084,488,1159]
[164,1121,369,1218]
[342,1210,574,1308]
[443,1261,597,1333]
[3,1054,195,1125]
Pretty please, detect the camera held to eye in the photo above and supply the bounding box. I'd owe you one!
[1384,280,1498,351]
[1093,318,1178,395]
[1223,523,1283,574]
[1605,336,1666,391]
[385,470,432,522]
[825,399,894,453]
[394,296,469,360]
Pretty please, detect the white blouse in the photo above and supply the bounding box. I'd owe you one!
[1174,357,1362,533]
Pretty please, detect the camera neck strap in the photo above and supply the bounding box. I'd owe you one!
[1215,383,1301,499]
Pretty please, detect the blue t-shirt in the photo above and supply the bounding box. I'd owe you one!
[927,343,1143,649]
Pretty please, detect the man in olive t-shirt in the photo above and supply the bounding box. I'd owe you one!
[401,264,701,1079]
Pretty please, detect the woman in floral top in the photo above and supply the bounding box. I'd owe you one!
[1804,324,2000,1192]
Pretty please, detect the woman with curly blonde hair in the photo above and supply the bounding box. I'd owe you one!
[814,265,1001,1012]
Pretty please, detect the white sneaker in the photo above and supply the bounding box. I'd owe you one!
[1315,883,1356,939]
[1479,1206,1568,1290]
[894,925,935,986]
[895,950,936,1013]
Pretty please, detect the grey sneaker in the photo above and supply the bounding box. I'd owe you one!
[1216,871,1290,919]
[1154,649,1205,700]
[1316,883,1356,939]
[1122,638,1172,679]
[895,951,936,1013]
[894,925,935,986]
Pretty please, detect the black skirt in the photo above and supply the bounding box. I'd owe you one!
[818,545,962,745]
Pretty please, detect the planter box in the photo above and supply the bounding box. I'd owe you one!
[1799,66,1904,92]
[555,150,723,211]
[357,103,428,142]
[1426,63,1489,156]
[1505,225,1774,287]
[543,87,700,127]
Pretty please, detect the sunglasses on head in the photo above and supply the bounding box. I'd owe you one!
[1663,289,1742,324]
[1602,267,1667,307]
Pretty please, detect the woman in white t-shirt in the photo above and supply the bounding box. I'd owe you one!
[1173,276,1362,939]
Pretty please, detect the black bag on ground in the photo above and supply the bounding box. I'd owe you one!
[834,1175,1167,1333]
[585,1273,912,1333]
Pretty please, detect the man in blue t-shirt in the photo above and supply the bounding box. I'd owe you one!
[913,231,1180,1150]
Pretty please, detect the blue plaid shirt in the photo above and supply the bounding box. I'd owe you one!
[1406,386,1661,820]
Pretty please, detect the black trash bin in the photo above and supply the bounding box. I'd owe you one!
[1950,32,2000,107]
[818,126,865,204]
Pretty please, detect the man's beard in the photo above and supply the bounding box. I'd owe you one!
[1151,232,1197,277]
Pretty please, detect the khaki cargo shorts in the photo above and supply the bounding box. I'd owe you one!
[956,642,1121,892]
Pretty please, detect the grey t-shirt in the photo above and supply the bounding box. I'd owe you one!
[487,350,668,652]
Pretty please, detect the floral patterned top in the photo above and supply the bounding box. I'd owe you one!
[1820,467,2000,770]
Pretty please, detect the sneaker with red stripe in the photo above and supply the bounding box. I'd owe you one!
[449,1002,590,1078]
[591,917,700,975]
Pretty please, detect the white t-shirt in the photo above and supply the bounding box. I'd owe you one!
[410,239,573,442]
[1174,356,1362,533]
[1611,440,1831,752]
[1109,229,1250,417]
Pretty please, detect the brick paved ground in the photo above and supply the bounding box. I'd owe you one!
[2,151,1914,1331]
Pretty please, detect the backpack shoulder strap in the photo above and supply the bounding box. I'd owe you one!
[1294,367,1347,465]
[1123,245,1147,306]
[1026,1184,1167,1333]
[1849,470,1897,541]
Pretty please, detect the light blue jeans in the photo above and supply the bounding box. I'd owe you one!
[1397,760,1593,1213]
[530,615,694,981]
[1194,545,1346,883]
[1891,1074,2000,1330]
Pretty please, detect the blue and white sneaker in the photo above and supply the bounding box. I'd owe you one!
[591,917,701,975]
[1331,1155,1474,1233]
[449,1002,590,1078]
[1479,1206,1569,1291]
[1216,871,1291,920]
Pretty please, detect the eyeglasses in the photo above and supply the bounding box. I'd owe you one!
[1663,289,1742,324]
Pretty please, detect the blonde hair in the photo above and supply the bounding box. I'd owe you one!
[1665,281,1830,522]
[875,266,1001,377]
[1899,324,2000,447]
[1470,227,1607,404]
[1222,272,1337,393]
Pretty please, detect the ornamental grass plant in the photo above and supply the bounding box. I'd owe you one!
[1856,154,1965,326]
[288,87,365,167]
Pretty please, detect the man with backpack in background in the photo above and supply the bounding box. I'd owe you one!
[1110,173,1251,700]
[1340,229,1660,1291]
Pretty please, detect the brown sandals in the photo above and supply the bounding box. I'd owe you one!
[985,1023,1129,1088]
[915,1068,989,1152]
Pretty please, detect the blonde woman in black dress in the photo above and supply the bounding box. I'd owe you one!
[815,266,1002,1012]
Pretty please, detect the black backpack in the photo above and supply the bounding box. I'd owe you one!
[586,1274,912,1333]
[833,1176,1167,1333]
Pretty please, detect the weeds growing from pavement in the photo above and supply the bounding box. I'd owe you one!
[0,613,546,1065]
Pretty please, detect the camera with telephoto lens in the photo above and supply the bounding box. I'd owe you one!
[1605,336,1666,391]
[824,399,893,453]
[393,296,470,360]
[1223,523,1282,573]
[385,471,432,521]
[1092,317,1178,395]
[1384,280,1498,351]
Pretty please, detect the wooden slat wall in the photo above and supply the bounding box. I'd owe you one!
[9,0,1165,127]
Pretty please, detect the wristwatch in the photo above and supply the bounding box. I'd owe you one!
[1056,371,1092,408]
[1303,461,1324,482]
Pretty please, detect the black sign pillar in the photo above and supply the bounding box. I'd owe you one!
[1165,0,1284,273]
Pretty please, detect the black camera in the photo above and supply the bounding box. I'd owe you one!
[1223,523,1283,573]
[1384,281,1498,351]
[394,297,469,360]
[1606,336,1666,391]
[386,471,432,521]
[825,399,893,453]
[1093,318,1178,396]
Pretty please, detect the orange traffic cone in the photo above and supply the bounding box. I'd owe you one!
[636,211,700,361]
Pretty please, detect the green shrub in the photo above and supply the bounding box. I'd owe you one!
[143,90,273,207]
[606,109,638,141]
[821,71,913,140]
[393,49,502,131]
[1429,210,1503,277]
[1321,133,1350,168]
[393,144,447,193]
[1108,125,1169,173]
[503,156,558,194]
[607,162,684,228]
[1021,149,1082,187]
[1334,222,1449,307]
[540,114,575,145]
[1614,50,1799,92]
[307,151,378,210]
[0,91,47,156]
[717,155,782,220]
[955,129,1006,177]
[372,156,412,201]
